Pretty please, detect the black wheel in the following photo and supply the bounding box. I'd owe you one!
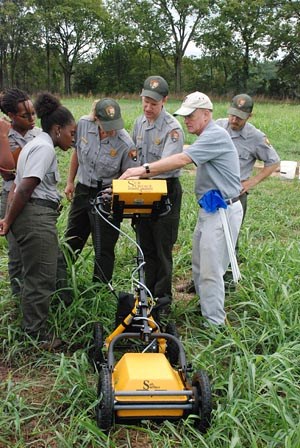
[96,365,114,432]
[92,322,105,370]
[165,322,180,366]
[192,370,212,433]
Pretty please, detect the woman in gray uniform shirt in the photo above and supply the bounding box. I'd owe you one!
[64,98,138,284]
[0,93,76,349]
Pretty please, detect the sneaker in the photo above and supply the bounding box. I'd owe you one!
[176,279,196,294]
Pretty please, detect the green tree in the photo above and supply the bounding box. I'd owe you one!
[108,0,214,93]
[35,0,105,94]
[0,0,36,89]
[267,0,300,97]
[197,0,276,91]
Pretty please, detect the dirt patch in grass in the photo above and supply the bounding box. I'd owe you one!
[0,359,157,447]
[112,428,153,448]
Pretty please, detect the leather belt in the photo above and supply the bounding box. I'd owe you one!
[77,182,99,192]
[225,196,240,205]
[29,198,60,211]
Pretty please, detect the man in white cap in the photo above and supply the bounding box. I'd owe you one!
[120,91,243,327]
[177,93,280,294]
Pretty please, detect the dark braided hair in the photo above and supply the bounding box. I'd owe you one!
[34,92,74,133]
[0,88,30,115]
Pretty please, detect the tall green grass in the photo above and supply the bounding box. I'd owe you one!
[0,98,299,447]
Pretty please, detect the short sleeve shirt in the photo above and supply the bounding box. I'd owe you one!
[185,120,241,201]
[15,132,60,202]
[216,118,280,181]
[2,126,41,192]
[75,116,139,188]
[132,108,184,179]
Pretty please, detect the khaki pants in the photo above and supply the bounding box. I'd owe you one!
[192,201,243,325]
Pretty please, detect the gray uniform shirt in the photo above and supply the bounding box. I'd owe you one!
[76,116,138,188]
[185,120,241,201]
[216,118,280,181]
[132,107,184,179]
[3,126,41,192]
[15,132,60,202]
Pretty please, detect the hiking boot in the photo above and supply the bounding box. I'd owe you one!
[152,296,172,323]
[176,279,196,294]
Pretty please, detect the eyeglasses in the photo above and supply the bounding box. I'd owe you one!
[16,112,36,120]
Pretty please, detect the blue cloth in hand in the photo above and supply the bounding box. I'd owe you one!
[198,189,228,213]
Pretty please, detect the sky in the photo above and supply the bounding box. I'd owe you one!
[185,41,202,57]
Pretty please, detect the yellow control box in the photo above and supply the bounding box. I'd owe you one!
[112,179,167,214]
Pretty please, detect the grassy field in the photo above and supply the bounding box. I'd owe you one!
[0,97,300,447]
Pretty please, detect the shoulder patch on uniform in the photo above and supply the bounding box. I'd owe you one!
[169,130,179,142]
[264,137,271,146]
[128,148,137,161]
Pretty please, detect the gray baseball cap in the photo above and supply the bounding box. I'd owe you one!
[141,76,169,101]
[228,94,253,119]
[95,98,124,131]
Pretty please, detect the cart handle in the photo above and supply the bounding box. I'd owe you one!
[107,332,188,375]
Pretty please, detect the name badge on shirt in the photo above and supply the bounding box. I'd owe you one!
[81,136,88,144]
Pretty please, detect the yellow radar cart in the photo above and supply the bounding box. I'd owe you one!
[90,179,212,433]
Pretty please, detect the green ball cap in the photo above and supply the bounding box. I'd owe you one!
[95,98,124,131]
[141,76,169,101]
[228,94,254,119]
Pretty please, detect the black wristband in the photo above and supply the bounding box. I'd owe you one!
[143,163,150,174]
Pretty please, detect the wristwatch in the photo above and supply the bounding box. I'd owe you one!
[143,163,150,174]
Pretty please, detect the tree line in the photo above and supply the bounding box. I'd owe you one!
[0,0,299,98]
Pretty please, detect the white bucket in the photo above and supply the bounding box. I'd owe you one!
[280,160,297,180]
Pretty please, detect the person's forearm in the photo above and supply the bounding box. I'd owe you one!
[142,153,191,177]
[4,191,28,227]
[0,129,15,177]
[242,163,279,193]
[120,152,192,180]
[6,182,16,212]
[5,179,39,227]
[251,163,279,186]
[67,150,79,183]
